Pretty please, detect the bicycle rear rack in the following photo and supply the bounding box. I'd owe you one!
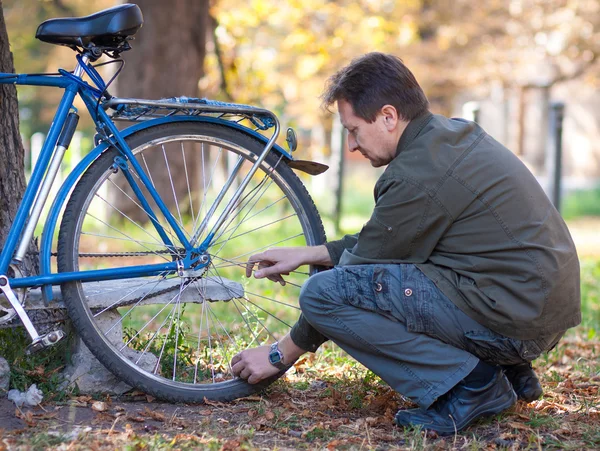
[105,96,277,131]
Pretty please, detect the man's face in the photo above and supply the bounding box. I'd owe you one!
[338,99,400,168]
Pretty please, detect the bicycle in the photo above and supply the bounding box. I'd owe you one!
[0,4,327,402]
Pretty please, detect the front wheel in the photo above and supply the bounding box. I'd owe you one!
[57,121,326,402]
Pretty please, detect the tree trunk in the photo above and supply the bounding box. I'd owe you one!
[114,0,210,224]
[0,2,37,275]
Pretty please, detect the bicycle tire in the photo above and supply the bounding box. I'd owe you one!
[57,121,326,402]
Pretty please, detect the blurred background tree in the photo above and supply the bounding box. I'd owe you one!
[2,0,599,232]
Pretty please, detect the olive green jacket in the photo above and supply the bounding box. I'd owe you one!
[291,112,580,348]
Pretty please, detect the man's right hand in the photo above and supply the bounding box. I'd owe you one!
[245,245,332,286]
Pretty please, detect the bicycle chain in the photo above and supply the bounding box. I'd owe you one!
[45,250,180,258]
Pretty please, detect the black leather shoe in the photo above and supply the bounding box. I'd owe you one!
[503,363,543,402]
[395,369,517,435]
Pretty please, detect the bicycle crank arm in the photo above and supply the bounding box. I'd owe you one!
[0,275,40,341]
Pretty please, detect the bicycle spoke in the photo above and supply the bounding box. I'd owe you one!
[181,142,196,226]
[211,214,298,251]
[210,195,287,248]
[153,282,185,375]
[84,212,172,261]
[81,231,168,248]
[161,144,185,235]
[193,290,207,384]
[140,153,156,188]
[94,274,167,319]
[228,233,304,262]
[209,166,277,248]
[62,124,324,400]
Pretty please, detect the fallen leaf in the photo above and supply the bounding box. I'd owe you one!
[264,411,275,420]
[220,439,241,450]
[126,415,145,423]
[91,401,108,412]
[203,397,228,407]
[507,422,532,431]
[142,407,166,422]
[15,409,37,428]
[326,439,347,449]
[198,409,212,415]
[234,396,262,402]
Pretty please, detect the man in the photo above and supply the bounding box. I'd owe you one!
[231,52,580,435]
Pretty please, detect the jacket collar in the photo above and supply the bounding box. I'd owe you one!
[395,111,433,157]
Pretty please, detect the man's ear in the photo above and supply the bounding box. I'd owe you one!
[380,104,399,131]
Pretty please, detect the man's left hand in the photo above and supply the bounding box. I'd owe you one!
[231,346,281,384]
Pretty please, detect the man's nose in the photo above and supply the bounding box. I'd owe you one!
[347,134,358,152]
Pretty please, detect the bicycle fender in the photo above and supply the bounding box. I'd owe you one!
[39,115,294,302]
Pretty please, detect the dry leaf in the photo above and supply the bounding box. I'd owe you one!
[126,415,145,423]
[143,407,166,422]
[220,439,242,450]
[203,397,228,407]
[508,421,532,431]
[91,401,108,412]
[264,410,275,420]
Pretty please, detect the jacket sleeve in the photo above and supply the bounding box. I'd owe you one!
[348,176,452,262]
[324,234,359,265]
[289,314,328,352]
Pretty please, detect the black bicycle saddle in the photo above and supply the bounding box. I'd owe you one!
[35,4,143,48]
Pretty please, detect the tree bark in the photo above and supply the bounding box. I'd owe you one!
[114,0,210,223]
[0,1,37,275]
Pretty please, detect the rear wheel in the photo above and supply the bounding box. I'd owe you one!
[57,121,326,402]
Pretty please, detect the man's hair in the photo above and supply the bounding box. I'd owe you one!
[321,52,429,122]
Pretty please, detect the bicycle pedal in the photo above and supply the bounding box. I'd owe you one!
[26,330,66,355]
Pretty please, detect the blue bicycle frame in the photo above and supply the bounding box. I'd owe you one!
[0,55,284,305]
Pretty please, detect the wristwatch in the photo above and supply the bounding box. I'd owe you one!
[268,342,290,370]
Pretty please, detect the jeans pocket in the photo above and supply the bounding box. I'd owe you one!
[339,265,395,317]
[401,265,435,335]
[464,331,542,365]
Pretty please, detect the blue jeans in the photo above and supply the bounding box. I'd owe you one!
[299,264,560,408]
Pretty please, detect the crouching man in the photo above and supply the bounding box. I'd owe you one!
[231,52,580,435]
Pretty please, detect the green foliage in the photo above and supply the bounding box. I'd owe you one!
[0,327,72,399]
[561,188,600,220]
[580,258,600,334]
[124,304,196,381]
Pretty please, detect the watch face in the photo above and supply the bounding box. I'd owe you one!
[269,351,282,364]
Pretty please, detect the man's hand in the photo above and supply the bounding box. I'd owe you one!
[231,334,307,384]
[231,345,281,384]
[245,246,332,286]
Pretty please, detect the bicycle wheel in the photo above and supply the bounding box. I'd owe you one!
[57,121,326,402]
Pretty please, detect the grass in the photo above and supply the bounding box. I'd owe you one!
[561,187,600,220]
[1,169,599,449]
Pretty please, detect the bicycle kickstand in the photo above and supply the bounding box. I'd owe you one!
[0,275,65,354]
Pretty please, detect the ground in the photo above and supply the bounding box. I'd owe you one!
[0,336,598,450]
